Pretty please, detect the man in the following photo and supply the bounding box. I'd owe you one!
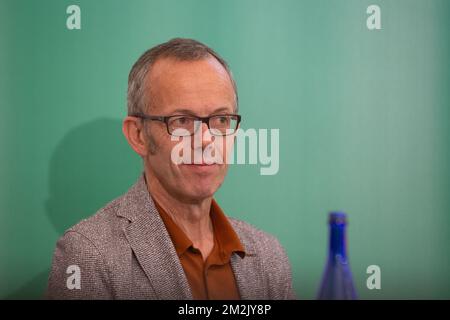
[46,38,295,299]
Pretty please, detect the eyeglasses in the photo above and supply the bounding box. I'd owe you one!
[131,113,241,137]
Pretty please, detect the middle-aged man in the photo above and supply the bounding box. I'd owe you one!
[46,38,296,300]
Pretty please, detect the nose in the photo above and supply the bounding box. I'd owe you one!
[201,122,213,149]
[190,121,213,151]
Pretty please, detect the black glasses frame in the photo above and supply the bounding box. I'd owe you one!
[130,112,242,136]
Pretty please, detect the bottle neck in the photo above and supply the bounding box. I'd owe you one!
[328,223,348,259]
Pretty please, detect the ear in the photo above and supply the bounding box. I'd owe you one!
[122,116,148,157]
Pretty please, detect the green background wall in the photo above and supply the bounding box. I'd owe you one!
[1,0,449,299]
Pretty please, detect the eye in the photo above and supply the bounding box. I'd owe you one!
[214,116,230,125]
[218,116,228,123]
[172,116,193,126]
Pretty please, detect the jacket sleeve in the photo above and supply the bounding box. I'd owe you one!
[46,231,113,300]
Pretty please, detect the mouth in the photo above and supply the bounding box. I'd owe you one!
[182,163,218,167]
[180,162,220,172]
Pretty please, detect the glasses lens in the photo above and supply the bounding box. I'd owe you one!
[168,115,239,136]
[209,115,238,136]
[168,116,197,136]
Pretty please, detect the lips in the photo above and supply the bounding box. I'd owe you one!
[182,159,219,166]
[181,162,219,172]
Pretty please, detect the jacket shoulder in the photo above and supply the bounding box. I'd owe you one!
[62,194,127,249]
[46,194,130,299]
[228,216,297,299]
[228,217,283,251]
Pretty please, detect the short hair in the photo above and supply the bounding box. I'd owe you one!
[127,38,238,116]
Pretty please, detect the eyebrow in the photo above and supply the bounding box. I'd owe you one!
[169,107,233,116]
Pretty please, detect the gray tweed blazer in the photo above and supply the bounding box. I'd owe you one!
[46,174,296,300]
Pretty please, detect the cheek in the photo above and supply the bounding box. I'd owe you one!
[150,127,175,156]
[226,137,235,156]
[146,136,178,169]
[217,136,235,162]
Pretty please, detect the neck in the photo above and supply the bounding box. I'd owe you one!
[143,170,214,245]
[329,224,347,259]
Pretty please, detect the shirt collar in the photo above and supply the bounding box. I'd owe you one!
[153,197,245,260]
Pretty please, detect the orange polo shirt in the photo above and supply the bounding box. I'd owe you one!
[153,198,245,300]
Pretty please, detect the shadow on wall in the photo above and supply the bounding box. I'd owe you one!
[46,117,141,234]
[6,117,141,299]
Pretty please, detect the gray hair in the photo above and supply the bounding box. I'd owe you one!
[127,38,239,116]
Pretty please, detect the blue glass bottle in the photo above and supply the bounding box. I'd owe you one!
[317,211,358,300]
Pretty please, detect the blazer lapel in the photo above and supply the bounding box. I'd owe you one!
[117,175,192,300]
[117,174,268,300]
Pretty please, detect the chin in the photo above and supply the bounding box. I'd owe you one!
[189,188,216,200]
[183,182,221,200]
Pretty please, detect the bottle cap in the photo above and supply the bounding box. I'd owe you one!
[328,211,347,225]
